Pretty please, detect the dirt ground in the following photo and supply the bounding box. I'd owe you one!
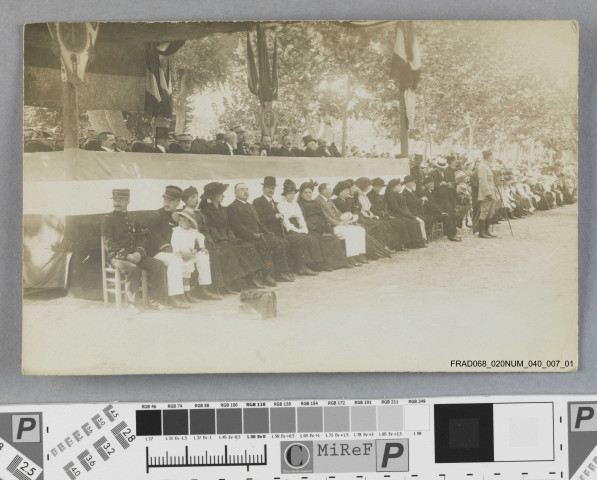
[23,204,578,375]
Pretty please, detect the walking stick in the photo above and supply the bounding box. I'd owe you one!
[495,184,514,237]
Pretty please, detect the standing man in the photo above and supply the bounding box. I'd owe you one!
[99,131,116,152]
[477,150,497,238]
[260,135,273,156]
[147,185,190,308]
[216,131,237,155]
[272,133,294,157]
[302,135,319,157]
[101,189,166,310]
[227,183,293,287]
[232,126,250,155]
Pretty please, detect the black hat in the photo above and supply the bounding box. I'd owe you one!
[424,175,435,184]
[282,179,298,195]
[111,188,130,199]
[302,135,316,146]
[355,177,371,191]
[201,182,229,199]
[299,179,318,192]
[402,175,416,184]
[155,127,170,139]
[182,186,198,202]
[371,177,386,187]
[482,150,492,159]
[333,180,352,197]
[162,185,183,200]
[262,176,277,187]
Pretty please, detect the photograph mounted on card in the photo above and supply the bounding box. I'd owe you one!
[22,20,578,374]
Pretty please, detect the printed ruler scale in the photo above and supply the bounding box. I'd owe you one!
[0,395,595,480]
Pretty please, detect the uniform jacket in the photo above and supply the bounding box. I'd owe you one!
[147,208,176,256]
[227,199,271,241]
[101,210,146,262]
[253,195,284,236]
[478,161,495,200]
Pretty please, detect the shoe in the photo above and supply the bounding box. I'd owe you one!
[196,286,223,300]
[298,266,318,276]
[169,296,190,309]
[277,272,295,282]
[358,255,369,264]
[221,285,239,295]
[484,224,497,237]
[263,277,277,287]
[478,220,490,239]
[321,263,335,272]
[448,236,462,242]
[384,246,397,254]
[347,257,362,267]
[184,292,201,303]
[249,273,266,289]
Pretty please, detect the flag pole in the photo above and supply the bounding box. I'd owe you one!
[399,88,409,157]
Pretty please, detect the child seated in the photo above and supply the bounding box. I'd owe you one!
[171,208,221,302]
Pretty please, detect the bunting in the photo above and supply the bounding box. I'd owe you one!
[144,41,185,117]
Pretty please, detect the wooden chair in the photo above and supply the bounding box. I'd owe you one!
[431,221,444,241]
[100,237,148,310]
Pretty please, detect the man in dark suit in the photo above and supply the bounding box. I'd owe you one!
[101,189,166,310]
[168,133,192,153]
[315,139,332,157]
[302,135,319,157]
[151,127,170,153]
[215,131,236,155]
[419,176,461,242]
[272,133,295,157]
[227,183,292,286]
[232,126,250,155]
[252,177,298,281]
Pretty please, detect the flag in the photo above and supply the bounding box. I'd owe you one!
[247,26,278,106]
[145,41,184,118]
[391,21,421,127]
[247,32,259,97]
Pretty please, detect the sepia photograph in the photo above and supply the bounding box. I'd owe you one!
[22,20,578,374]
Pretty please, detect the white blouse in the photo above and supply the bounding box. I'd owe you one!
[277,199,309,234]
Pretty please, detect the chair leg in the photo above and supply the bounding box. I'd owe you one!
[114,269,122,310]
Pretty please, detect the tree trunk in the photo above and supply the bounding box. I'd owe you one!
[174,70,192,135]
[341,101,348,157]
[422,84,429,165]
[87,110,130,139]
[399,88,409,157]
[465,114,474,162]
[62,81,79,149]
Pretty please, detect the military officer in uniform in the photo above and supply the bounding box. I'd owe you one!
[101,189,166,310]
[477,150,498,238]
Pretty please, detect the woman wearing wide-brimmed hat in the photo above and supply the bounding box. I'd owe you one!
[297,181,351,270]
[277,179,322,274]
[198,182,265,291]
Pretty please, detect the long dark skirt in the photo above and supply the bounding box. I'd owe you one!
[395,216,426,248]
[381,217,411,250]
[225,239,263,276]
[358,216,391,250]
[286,231,323,270]
[310,232,349,269]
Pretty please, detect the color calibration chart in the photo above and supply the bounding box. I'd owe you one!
[0,395,595,480]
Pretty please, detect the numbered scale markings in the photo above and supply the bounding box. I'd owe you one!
[0,396,595,480]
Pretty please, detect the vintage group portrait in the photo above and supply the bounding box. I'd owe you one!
[22,20,578,374]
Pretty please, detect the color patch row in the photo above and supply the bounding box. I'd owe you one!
[136,405,430,436]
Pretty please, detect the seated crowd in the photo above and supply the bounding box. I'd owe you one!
[100,148,577,311]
